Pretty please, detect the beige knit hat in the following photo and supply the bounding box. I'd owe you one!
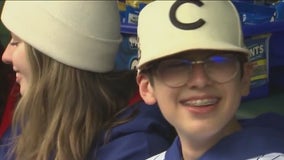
[137,0,250,69]
[1,1,122,72]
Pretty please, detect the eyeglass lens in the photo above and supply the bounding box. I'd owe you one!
[156,54,240,87]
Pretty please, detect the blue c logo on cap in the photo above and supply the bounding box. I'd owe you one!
[170,0,205,30]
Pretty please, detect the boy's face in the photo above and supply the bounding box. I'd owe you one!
[137,51,252,140]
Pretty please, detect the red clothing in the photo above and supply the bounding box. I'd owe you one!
[0,82,19,138]
[127,91,142,106]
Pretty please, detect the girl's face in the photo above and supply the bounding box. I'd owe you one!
[138,52,252,144]
[2,33,32,95]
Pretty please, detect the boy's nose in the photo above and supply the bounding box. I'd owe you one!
[186,63,212,88]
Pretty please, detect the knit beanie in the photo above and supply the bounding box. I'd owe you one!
[1,1,122,72]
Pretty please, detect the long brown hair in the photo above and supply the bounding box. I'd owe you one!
[11,43,138,160]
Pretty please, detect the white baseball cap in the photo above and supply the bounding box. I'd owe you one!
[1,1,122,72]
[137,0,250,69]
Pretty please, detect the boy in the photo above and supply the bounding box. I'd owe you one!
[136,1,284,160]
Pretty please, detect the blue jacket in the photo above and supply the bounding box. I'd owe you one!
[91,102,175,160]
[0,102,175,160]
[147,113,284,160]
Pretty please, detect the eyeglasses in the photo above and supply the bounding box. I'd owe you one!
[148,54,243,88]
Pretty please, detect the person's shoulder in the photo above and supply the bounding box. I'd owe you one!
[247,153,284,160]
[240,112,284,132]
[146,151,166,160]
[112,101,175,138]
[127,101,168,124]
[202,113,284,160]
[94,102,174,160]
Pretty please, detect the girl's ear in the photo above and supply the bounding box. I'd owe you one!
[136,73,157,105]
[241,62,254,96]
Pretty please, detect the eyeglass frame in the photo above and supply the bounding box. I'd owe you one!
[139,51,248,88]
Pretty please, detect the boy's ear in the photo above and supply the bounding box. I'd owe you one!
[241,62,254,96]
[136,73,157,105]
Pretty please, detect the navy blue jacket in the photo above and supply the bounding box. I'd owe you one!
[148,113,284,160]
